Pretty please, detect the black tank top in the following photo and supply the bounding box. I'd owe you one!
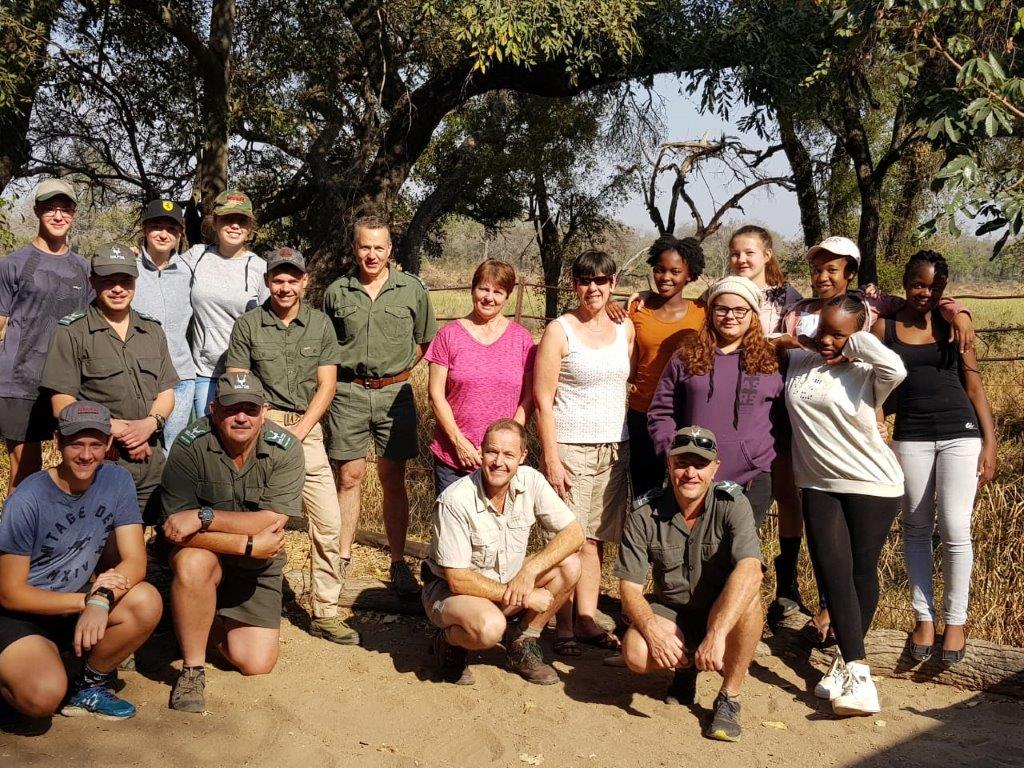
[883,317,979,441]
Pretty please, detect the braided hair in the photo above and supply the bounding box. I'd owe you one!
[821,292,868,328]
[903,249,949,284]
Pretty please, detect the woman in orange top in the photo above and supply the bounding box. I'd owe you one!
[627,235,707,496]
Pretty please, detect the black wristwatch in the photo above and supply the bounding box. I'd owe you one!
[198,506,215,532]
[91,586,116,607]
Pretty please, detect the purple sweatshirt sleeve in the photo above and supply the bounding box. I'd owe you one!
[647,355,686,457]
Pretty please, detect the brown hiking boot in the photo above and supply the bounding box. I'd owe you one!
[507,636,559,685]
[431,630,475,685]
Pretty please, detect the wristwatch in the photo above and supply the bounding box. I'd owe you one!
[90,586,116,607]
[198,506,215,531]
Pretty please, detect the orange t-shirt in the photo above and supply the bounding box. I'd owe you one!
[628,299,707,412]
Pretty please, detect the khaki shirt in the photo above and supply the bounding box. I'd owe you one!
[614,481,763,612]
[41,304,178,420]
[322,269,437,378]
[225,301,341,412]
[428,466,576,584]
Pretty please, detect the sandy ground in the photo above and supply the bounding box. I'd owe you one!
[3,606,1023,768]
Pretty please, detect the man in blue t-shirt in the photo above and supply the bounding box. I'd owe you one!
[0,401,161,721]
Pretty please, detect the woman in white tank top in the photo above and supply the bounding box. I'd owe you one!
[534,250,634,655]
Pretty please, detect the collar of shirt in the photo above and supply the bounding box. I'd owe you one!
[139,246,184,272]
[203,422,274,474]
[84,304,155,336]
[653,486,715,541]
[338,268,401,298]
[258,299,310,329]
[470,469,527,516]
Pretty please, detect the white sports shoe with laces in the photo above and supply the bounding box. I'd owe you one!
[814,650,846,700]
[832,661,880,716]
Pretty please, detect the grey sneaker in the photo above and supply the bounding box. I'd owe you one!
[389,560,420,599]
[506,636,559,685]
[705,690,742,742]
[169,666,206,713]
[665,667,698,705]
[431,630,474,685]
[310,616,361,645]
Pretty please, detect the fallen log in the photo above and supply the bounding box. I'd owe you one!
[355,529,431,561]
[768,611,1024,698]
[284,571,424,617]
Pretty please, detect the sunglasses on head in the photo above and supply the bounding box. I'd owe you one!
[575,275,613,287]
[671,434,716,452]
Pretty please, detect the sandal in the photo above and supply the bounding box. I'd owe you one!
[552,637,582,657]
[577,631,621,652]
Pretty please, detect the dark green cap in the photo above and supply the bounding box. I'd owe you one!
[90,243,138,277]
[216,371,265,406]
[668,425,718,460]
[213,190,254,217]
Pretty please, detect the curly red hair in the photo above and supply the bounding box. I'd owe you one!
[677,315,779,375]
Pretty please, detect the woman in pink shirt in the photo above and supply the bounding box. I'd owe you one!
[426,260,536,494]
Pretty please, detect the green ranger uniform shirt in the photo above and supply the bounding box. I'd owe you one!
[41,304,179,420]
[614,481,763,613]
[225,301,342,412]
[160,417,304,565]
[322,269,437,378]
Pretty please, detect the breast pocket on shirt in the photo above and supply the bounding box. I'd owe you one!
[251,345,283,379]
[506,516,533,555]
[470,530,498,570]
[196,481,233,508]
[651,545,686,592]
[383,305,413,341]
[81,358,126,397]
[332,305,363,343]
[298,343,322,377]
[136,357,164,394]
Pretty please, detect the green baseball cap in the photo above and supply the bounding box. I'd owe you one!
[90,243,138,277]
[216,371,265,406]
[668,426,718,461]
[35,178,78,204]
[213,190,254,217]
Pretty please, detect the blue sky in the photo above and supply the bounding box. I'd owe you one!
[617,75,802,238]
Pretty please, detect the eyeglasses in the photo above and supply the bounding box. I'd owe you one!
[670,434,716,452]
[39,206,76,218]
[575,275,613,287]
[712,305,752,320]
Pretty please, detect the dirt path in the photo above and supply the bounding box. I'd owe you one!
[4,612,1023,768]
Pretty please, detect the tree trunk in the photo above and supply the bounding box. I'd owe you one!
[838,84,881,286]
[532,168,564,320]
[883,143,938,264]
[195,0,235,210]
[0,0,60,190]
[776,105,822,247]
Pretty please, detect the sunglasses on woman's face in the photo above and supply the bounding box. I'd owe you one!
[575,275,613,287]
[671,434,717,452]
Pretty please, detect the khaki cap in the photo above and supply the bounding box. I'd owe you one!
[668,425,718,461]
[90,243,138,277]
[35,178,78,204]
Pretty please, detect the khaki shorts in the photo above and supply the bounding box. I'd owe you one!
[327,381,418,462]
[421,571,456,629]
[557,441,629,543]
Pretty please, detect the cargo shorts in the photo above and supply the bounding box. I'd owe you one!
[327,380,418,462]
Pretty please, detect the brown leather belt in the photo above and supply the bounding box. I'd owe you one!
[342,369,412,389]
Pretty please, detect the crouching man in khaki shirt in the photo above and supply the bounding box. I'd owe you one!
[616,426,764,743]
[422,418,584,686]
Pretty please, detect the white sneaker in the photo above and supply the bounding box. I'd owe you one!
[832,661,880,716]
[814,651,846,700]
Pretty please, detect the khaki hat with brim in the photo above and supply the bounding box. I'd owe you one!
[805,236,861,266]
[35,178,78,204]
[90,243,139,277]
[668,425,718,461]
[58,401,112,437]
[213,190,254,218]
[216,371,265,406]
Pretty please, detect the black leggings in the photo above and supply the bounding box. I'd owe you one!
[626,409,665,497]
[801,489,899,661]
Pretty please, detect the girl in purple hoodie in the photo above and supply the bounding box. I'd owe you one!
[647,276,785,525]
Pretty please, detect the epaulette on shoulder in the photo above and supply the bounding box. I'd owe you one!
[263,426,295,450]
[632,486,663,510]
[135,310,161,324]
[58,309,87,326]
[176,421,211,447]
[401,270,427,289]
[714,480,744,500]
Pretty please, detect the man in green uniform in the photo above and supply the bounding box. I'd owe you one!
[41,242,177,522]
[323,216,437,597]
[225,247,357,645]
[159,372,304,713]
[616,426,764,743]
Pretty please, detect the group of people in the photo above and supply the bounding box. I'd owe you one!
[0,178,998,744]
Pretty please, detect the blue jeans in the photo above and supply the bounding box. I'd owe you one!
[193,375,217,419]
[163,379,196,454]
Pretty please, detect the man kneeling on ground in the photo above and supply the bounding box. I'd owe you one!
[617,426,764,742]
[160,372,304,713]
[0,401,161,720]
[423,418,584,685]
